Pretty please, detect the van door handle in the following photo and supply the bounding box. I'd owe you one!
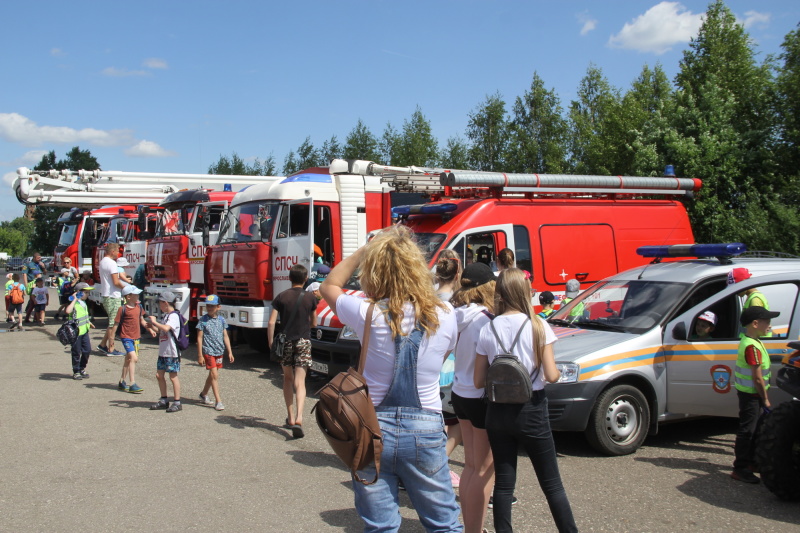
[575,272,589,280]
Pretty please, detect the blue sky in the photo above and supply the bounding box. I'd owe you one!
[2,1,798,222]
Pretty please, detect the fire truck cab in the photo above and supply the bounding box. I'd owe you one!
[55,206,139,275]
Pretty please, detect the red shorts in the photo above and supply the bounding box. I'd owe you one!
[204,354,223,369]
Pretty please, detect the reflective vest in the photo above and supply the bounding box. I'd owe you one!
[72,300,91,335]
[538,308,554,319]
[734,336,771,394]
[744,291,769,310]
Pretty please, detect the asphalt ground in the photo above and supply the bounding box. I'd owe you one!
[1,287,799,532]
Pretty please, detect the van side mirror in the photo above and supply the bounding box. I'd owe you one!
[672,322,687,341]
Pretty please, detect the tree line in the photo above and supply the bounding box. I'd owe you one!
[5,2,798,257]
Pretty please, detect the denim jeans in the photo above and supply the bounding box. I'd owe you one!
[353,407,462,532]
[71,332,91,373]
[486,391,577,533]
[351,323,462,532]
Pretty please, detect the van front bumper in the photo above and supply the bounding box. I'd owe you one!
[545,380,607,432]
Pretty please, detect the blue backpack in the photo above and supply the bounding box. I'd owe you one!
[168,310,191,352]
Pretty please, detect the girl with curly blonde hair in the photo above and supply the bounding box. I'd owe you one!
[321,225,462,532]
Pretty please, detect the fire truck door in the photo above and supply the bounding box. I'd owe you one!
[271,199,314,298]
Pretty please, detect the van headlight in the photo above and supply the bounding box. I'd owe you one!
[340,325,360,341]
[556,363,580,383]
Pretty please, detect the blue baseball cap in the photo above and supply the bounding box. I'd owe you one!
[205,294,220,305]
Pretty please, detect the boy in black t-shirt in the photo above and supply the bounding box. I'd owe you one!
[268,264,317,438]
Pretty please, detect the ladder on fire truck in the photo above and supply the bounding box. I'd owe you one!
[329,159,701,199]
[13,167,280,207]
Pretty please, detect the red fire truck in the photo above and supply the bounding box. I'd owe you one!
[309,160,701,376]
[55,206,140,275]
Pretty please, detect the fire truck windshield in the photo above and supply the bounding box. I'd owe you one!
[155,207,194,237]
[57,222,79,247]
[100,218,128,244]
[413,232,447,263]
[218,201,279,244]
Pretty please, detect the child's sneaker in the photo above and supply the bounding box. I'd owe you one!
[215,402,225,411]
[8,322,17,331]
[79,371,89,379]
[166,402,182,413]
[5,317,11,323]
[118,380,129,391]
[128,383,144,394]
[150,399,169,410]
[199,393,214,406]
[72,372,82,380]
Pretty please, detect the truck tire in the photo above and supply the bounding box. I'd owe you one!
[585,384,650,456]
[243,328,269,354]
[756,401,800,501]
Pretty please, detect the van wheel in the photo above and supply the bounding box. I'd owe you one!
[586,384,650,456]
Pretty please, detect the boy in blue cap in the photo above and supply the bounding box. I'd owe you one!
[196,294,234,411]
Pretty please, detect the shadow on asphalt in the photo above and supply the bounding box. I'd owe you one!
[39,372,72,381]
[318,508,363,533]
[287,449,348,472]
[83,383,123,391]
[213,413,295,440]
[108,398,154,409]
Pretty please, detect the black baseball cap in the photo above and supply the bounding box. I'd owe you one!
[740,306,780,326]
[460,262,494,288]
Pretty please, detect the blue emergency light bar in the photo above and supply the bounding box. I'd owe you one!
[391,203,458,217]
[637,243,747,258]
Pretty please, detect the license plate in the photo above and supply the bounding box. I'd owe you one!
[311,361,328,374]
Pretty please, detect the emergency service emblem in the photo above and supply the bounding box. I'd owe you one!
[710,364,732,393]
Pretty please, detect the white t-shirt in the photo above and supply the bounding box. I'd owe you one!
[335,293,457,410]
[476,312,557,392]
[452,303,492,398]
[158,312,182,358]
[99,256,121,298]
[32,286,49,305]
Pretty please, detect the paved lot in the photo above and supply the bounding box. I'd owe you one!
[1,290,799,532]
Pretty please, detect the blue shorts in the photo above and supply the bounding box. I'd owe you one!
[121,338,139,355]
[157,356,180,373]
[9,303,22,314]
[34,303,47,312]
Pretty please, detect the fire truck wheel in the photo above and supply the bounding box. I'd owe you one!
[585,384,650,456]
[756,401,800,501]
[243,328,269,354]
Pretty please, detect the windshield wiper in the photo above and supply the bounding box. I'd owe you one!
[579,320,629,332]
[548,318,578,328]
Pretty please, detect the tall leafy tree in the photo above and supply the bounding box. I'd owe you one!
[508,73,568,173]
[31,147,100,255]
[343,119,381,162]
[319,135,342,166]
[0,227,27,256]
[466,92,509,171]
[775,25,800,179]
[208,152,277,175]
[394,107,439,167]
[379,122,400,166]
[283,137,318,174]
[567,64,622,174]
[669,0,782,249]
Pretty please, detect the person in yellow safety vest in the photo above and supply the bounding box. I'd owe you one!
[64,282,96,380]
[561,279,584,322]
[731,306,779,484]
[727,267,772,336]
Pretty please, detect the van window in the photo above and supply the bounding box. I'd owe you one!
[449,231,508,269]
[277,203,310,238]
[513,225,532,278]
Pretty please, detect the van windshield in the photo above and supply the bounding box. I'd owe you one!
[550,279,690,334]
[414,232,447,263]
[218,201,280,244]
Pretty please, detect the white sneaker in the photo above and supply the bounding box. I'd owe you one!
[215,402,225,411]
[199,394,214,406]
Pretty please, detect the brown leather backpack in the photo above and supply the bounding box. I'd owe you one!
[313,303,383,484]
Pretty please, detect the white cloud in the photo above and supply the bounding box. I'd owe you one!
[3,172,17,187]
[0,150,48,167]
[50,48,65,57]
[577,11,598,36]
[124,140,177,158]
[102,66,151,77]
[0,113,135,148]
[741,10,770,29]
[142,57,168,69]
[608,1,703,54]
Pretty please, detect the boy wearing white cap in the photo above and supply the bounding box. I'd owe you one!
[693,310,716,340]
[115,284,151,393]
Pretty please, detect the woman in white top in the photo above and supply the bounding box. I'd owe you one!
[450,261,496,533]
[320,225,463,533]
[474,268,577,533]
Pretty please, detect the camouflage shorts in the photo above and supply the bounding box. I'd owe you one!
[281,338,312,368]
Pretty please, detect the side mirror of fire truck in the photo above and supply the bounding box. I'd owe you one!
[200,207,211,247]
[260,218,271,244]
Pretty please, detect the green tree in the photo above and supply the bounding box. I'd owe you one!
[30,147,100,255]
[394,107,439,167]
[439,135,470,169]
[466,92,509,171]
[283,137,318,175]
[508,73,569,173]
[208,152,277,175]
[775,25,800,179]
[0,227,27,256]
[379,122,401,166]
[319,135,342,166]
[669,0,784,249]
[567,64,622,174]
[343,120,381,162]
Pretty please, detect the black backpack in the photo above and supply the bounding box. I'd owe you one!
[485,318,536,404]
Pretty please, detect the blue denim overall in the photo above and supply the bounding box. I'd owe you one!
[352,323,463,533]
